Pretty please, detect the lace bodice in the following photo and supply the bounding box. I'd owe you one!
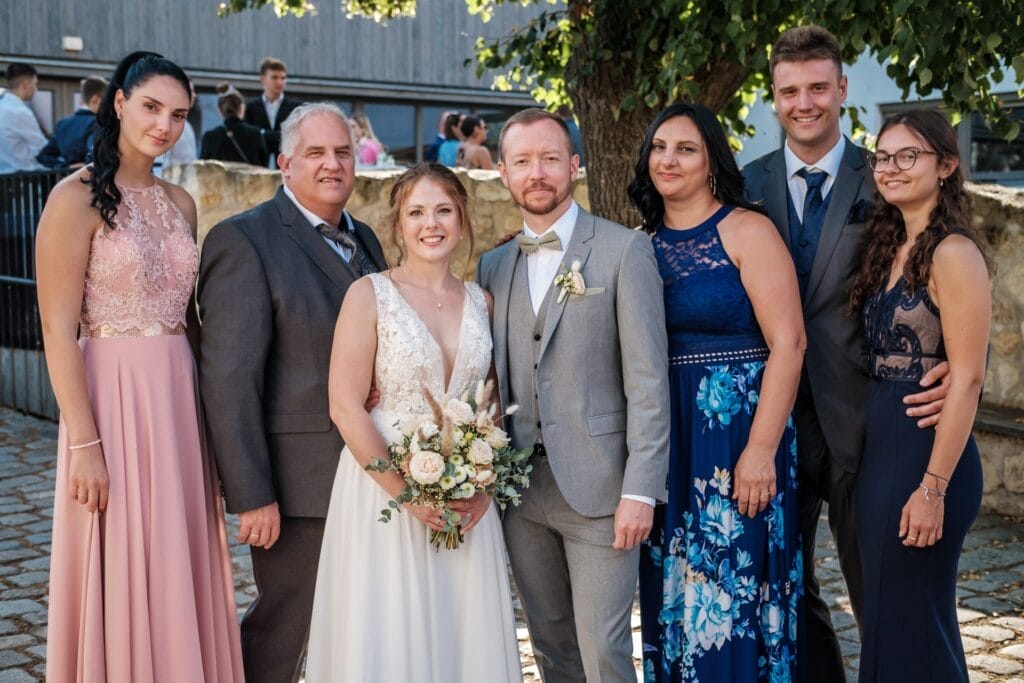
[367,273,492,435]
[863,276,945,381]
[652,205,763,355]
[80,183,197,337]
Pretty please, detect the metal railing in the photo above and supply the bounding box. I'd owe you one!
[1,168,71,418]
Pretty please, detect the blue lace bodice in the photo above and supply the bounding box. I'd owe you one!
[863,276,945,382]
[652,205,764,356]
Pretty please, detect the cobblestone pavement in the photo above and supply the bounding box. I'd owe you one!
[1,407,1022,682]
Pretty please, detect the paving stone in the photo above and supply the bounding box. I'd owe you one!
[0,669,36,683]
[968,672,991,683]
[963,636,987,653]
[963,624,1017,642]
[0,601,43,618]
[963,596,1019,615]
[994,617,1024,632]
[0,624,15,637]
[0,635,33,650]
[1002,644,1024,660]
[0,652,29,668]
[970,653,1024,675]
[959,607,989,623]
[6,572,47,588]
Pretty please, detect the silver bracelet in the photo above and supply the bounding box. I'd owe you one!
[68,438,102,451]
[919,482,946,502]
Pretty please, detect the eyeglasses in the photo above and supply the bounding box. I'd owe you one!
[868,148,938,172]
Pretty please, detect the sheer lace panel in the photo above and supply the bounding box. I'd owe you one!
[367,273,492,428]
[80,183,197,337]
[863,278,945,381]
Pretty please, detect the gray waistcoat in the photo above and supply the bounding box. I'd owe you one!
[507,253,554,450]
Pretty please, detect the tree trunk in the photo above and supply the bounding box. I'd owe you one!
[569,71,654,228]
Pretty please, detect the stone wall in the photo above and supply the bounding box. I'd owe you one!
[165,161,590,277]
[166,162,1024,516]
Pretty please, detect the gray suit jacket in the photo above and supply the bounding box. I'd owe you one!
[743,138,874,473]
[197,188,387,517]
[478,208,671,517]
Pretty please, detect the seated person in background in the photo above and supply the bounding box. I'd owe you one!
[437,112,463,167]
[351,112,385,167]
[37,76,107,168]
[456,115,493,170]
[201,83,269,167]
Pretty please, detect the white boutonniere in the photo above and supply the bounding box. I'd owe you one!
[554,259,586,303]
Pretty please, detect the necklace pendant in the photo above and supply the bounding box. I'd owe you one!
[436,302,443,309]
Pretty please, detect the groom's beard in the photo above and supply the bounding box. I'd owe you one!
[513,181,569,218]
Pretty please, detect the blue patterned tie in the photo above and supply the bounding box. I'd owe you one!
[317,223,378,277]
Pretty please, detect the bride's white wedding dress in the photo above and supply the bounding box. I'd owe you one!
[306,273,521,683]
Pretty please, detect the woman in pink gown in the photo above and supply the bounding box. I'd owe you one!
[36,52,243,682]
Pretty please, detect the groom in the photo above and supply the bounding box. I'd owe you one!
[478,108,670,682]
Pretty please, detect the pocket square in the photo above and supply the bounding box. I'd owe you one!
[848,198,873,224]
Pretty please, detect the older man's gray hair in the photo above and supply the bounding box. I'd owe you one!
[279,102,353,159]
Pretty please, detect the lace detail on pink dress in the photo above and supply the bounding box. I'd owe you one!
[80,183,197,338]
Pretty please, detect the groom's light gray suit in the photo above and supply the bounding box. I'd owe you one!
[478,205,670,682]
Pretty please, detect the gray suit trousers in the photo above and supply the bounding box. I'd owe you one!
[503,457,637,683]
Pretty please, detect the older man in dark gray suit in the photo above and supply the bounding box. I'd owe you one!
[743,26,949,682]
[198,102,386,683]
[479,108,670,683]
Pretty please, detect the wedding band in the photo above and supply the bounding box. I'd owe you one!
[909,535,919,540]
[249,532,259,538]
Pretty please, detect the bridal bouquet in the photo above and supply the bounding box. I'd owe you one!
[367,379,533,550]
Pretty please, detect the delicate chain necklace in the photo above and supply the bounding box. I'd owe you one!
[395,266,457,309]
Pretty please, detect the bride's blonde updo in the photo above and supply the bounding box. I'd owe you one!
[386,163,476,273]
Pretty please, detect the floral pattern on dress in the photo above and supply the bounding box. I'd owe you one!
[696,364,760,430]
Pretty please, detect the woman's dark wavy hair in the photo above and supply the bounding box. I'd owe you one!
[849,109,986,313]
[628,102,764,232]
[85,51,190,229]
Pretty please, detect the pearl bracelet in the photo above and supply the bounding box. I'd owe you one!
[68,438,102,451]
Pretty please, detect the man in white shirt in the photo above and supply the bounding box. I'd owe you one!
[0,63,47,173]
[244,57,302,169]
[478,108,670,683]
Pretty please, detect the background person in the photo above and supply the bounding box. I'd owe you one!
[201,82,269,166]
[456,114,493,170]
[0,62,48,173]
[37,75,107,168]
[244,56,302,167]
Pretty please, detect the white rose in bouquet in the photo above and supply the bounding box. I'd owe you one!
[475,468,496,486]
[409,450,445,485]
[484,426,510,449]
[444,398,475,424]
[468,439,495,465]
[417,420,439,440]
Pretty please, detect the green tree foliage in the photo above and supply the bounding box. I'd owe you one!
[220,0,1024,224]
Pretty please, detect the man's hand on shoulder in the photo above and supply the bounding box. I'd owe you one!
[237,501,281,550]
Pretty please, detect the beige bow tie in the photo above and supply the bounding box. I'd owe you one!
[515,231,562,254]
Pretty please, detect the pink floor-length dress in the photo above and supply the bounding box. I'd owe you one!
[45,181,244,683]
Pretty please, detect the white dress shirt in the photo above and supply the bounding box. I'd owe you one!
[522,200,654,508]
[784,135,846,222]
[522,201,579,314]
[262,94,283,129]
[283,185,355,262]
[0,91,47,173]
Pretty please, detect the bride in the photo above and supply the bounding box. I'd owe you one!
[305,164,522,682]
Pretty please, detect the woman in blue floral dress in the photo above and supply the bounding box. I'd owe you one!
[628,103,805,682]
